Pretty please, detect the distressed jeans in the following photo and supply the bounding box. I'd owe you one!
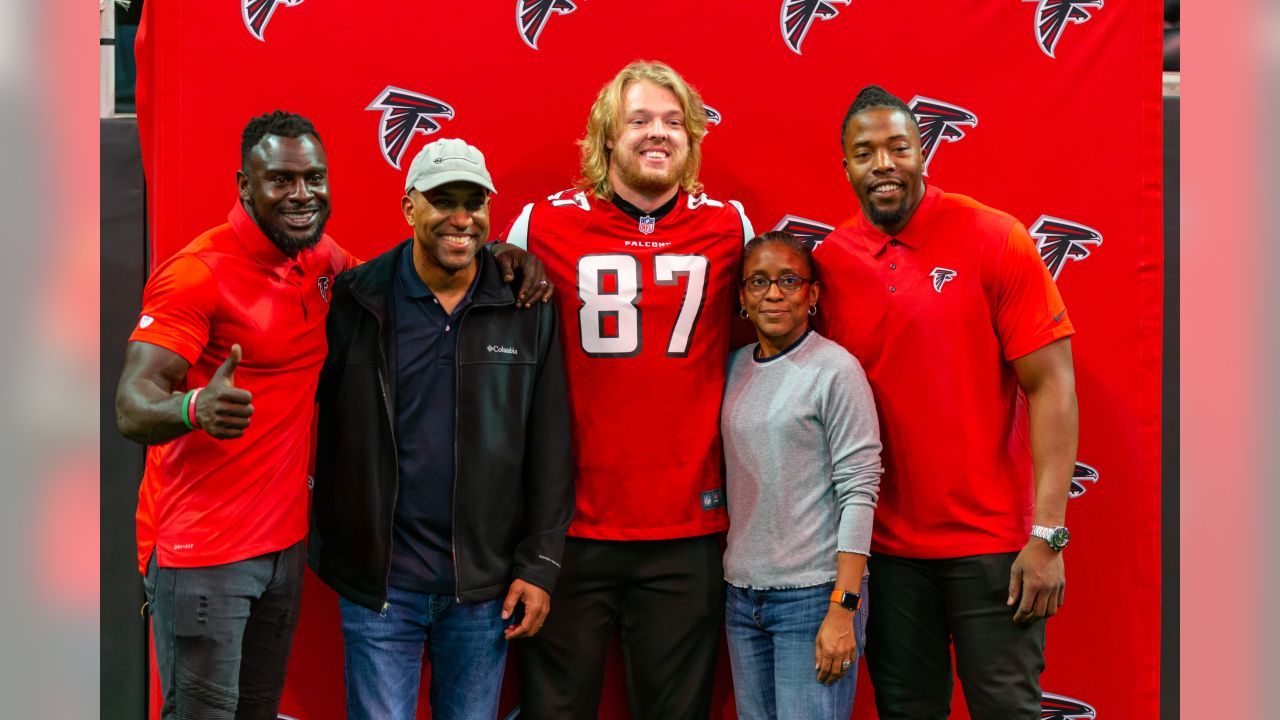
[143,542,304,720]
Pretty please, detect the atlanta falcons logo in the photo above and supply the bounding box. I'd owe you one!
[781,0,850,55]
[1026,0,1103,59]
[703,105,721,127]
[929,267,957,293]
[517,0,577,50]
[1040,691,1097,719]
[771,215,835,250]
[316,276,331,304]
[908,96,978,176]
[242,0,304,42]
[1028,215,1103,281]
[1069,462,1099,498]
[365,86,456,170]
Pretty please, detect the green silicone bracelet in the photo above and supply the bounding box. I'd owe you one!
[181,390,196,430]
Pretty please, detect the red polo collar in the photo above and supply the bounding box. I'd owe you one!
[854,183,943,255]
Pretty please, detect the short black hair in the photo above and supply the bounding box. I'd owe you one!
[742,231,817,281]
[240,110,322,168]
[840,85,919,148]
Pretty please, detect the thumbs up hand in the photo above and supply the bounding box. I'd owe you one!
[197,344,254,439]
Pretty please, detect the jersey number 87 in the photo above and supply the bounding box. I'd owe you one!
[577,253,709,358]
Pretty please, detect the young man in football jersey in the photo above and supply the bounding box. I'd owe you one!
[814,85,1079,719]
[503,61,754,720]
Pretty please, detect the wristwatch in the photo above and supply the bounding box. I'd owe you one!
[829,589,861,611]
[1031,524,1071,551]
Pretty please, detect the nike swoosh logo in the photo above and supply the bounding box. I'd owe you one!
[1053,309,1067,323]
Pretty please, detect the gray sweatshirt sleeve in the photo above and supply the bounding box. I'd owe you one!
[823,354,883,555]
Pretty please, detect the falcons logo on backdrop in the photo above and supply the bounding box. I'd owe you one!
[1029,215,1103,280]
[517,0,577,50]
[1069,462,1099,498]
[771,215,835,250]
[703,105,721,127]
[366,87,456,170]
[1040,692,1097,719]
[781,0,850,54]
[929,267,957,293]
[242,0,304,41]
[908,96,978,176]
[1026,0,1104,58]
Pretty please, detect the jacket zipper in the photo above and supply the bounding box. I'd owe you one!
[361,297,398,617]
[450,304,469,603]
[449,296,512,603]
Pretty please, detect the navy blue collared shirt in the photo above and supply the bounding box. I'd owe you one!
[387,242,479,594]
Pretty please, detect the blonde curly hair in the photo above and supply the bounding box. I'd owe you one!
[577,61,708,201]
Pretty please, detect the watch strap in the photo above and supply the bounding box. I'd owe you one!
[829,589,861,611]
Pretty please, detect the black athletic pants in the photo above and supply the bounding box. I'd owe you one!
[517,535,724,720]
[865,552,1047,720]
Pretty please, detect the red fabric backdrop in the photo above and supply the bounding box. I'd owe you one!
[135,1,1163,718]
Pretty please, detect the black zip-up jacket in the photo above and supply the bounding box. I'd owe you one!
[309,241,573,611]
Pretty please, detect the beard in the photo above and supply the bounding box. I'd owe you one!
[864,201,911,232]
[612,146,688,196]
[259,216,327,257]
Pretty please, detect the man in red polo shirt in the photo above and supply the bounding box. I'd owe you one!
[114,111,358,720]
[815,86,1079,719]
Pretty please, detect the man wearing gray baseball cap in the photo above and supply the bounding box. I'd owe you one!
[310,138,574,720]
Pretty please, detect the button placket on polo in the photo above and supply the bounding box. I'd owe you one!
[887,239,901,294]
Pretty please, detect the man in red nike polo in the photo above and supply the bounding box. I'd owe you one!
[114,111,356,720]
[815,85,1079,719]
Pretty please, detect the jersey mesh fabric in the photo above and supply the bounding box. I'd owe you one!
[504,189,752,540]
[815,185,1075,558]
[130,203,357,572]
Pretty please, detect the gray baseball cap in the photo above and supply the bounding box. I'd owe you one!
[403,138,498,195]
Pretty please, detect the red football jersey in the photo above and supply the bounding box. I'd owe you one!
[504,189,753,540]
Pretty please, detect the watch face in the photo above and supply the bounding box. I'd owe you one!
[1050,527,1070,550]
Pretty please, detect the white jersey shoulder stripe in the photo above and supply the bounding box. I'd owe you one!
[728,200,754,246]
[505,202,535,250]
[547,188,592,212]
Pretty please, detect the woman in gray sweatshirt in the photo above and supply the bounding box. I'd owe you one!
[721,232,882,719]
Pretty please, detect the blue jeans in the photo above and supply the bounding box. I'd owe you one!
[724,575,869,720]
[339,586,508,720]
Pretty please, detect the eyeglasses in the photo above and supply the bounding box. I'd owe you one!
[741,275,811,296]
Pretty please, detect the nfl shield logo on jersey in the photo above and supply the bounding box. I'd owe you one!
[639,215,656,235]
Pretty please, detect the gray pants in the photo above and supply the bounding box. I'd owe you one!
[143,542,304,720]
[866,552,1047,720]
